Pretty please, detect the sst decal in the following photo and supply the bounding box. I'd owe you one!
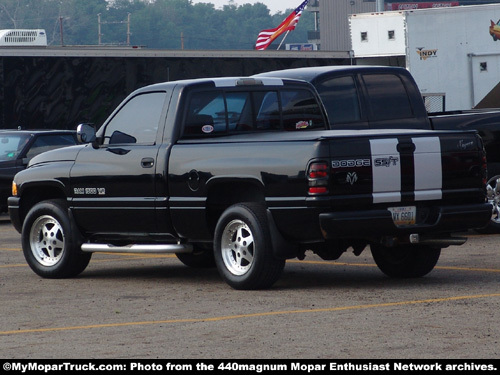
[374,156,399,167]
[416,47,438,60]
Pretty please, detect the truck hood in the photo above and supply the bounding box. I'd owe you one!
[28,144,84,167]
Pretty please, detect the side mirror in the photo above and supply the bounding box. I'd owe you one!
[76,123,96,144]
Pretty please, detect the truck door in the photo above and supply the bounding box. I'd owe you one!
[70,91,168,234]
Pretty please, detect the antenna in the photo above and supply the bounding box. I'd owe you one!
[97,13,131,46]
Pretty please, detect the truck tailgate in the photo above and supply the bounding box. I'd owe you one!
[325,130,486,209]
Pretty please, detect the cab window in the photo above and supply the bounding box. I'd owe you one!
[182,88,325,137]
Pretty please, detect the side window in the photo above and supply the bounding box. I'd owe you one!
[362,74,413,121]
[184,91,253,136]
[184,91,225,136]
[104,92,165,145]
[182,88,325,137]
[26,134,76,159]
[316,76,361,124]
[281,89,325,131]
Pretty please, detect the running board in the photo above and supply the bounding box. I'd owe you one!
[81,243,193,254]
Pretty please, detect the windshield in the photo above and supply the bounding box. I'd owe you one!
[0,134,30,161]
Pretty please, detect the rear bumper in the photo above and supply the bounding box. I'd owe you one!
[319,203,492,239]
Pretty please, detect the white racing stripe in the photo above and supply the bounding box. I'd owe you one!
[412,137,442,201]
[369,137,443,204]
[370,138,401,204]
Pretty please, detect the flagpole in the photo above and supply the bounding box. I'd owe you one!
[277,30,290,50]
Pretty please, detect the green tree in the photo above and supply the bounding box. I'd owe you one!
[0,0,315,50]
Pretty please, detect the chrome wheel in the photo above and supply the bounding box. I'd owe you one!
[29,215,66,267]
[220,219,254,276]
[486,176,500,224]
[214,203,285,289]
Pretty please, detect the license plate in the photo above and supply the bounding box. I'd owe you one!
[388,206,416,226]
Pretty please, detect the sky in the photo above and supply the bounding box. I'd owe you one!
[192,1,292,14]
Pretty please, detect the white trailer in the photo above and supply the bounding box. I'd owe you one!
[349,4,500,111]
[0,29,47,47]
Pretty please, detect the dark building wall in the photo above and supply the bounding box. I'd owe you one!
[0,55,348,130]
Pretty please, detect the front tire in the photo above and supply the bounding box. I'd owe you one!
[22,199,91,278]
[214,203,285,290]
[370,243,440,278]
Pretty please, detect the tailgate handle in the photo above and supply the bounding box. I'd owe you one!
[141,157,155,168]
[397,143,416,153]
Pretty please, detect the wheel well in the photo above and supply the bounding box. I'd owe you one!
[19,186,66,226]
[206,180,265,233]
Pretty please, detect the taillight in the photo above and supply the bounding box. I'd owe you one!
[307,161,329,195]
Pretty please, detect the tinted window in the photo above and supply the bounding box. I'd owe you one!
[182,88,325,137]
[362,74,413,121]
[184,91,225,136]
[26,134,76,159]
[281,89,325,131]
[316,76,361,124]
[255,91,280,130]
[104,92,165,145]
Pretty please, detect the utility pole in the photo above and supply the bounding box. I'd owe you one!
[127,13,131,46]
[98,13,102,45]
[59,16,64,46]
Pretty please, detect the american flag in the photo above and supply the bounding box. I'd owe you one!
[255,0,310,51]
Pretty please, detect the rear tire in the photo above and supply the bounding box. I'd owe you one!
[370,243,440,278]
[476,175,500,234]
[214,203,285,290]
[22,199,91,278]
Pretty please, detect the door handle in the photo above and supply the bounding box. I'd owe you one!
[141,157,155,168]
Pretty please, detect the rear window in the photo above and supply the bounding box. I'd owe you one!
[182,88,325,137]
[316,75,361,125]
[362,74,413,121]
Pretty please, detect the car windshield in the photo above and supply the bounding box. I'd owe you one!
[0,134,30,161]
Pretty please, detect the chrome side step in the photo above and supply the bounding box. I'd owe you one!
[81,243,193,254]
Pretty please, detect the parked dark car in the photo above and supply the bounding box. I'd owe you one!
[0,130,78,212]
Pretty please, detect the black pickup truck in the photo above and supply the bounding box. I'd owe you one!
[8,76,491,289]
[256,66,500,232]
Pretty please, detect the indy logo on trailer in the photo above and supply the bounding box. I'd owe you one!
[416,47,438,60]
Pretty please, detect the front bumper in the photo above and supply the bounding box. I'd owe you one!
[319,203,493,239]
[8,196,21,233]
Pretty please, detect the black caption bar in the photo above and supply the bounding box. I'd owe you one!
[2,360,499,374]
